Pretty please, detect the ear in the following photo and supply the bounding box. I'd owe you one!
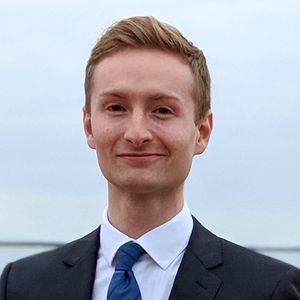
[83,106,96,149]
[194,111,213,155]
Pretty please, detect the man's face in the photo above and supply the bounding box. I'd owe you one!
[83,48,212,194]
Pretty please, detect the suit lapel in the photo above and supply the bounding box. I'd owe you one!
[169,217,223,300]
[51,219,222,300]
[57,227,100,300]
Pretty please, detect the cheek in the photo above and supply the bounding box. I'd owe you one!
[92,126,123,169]
[92,122,115,146]
[170,127,197,152]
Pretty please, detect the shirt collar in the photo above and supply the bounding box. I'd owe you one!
[100,202,193,270]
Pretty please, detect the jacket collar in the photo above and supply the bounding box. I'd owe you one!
[60,217,223,300]
[59,227,100,300]
[62,227,100,267]
[169,216,223,300]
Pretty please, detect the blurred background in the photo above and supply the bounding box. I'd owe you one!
[1,0,299,272]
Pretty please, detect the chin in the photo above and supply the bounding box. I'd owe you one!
[118,180,163,194]
[107,176,163,194]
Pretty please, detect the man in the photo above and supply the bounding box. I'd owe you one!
[1,16,299,300]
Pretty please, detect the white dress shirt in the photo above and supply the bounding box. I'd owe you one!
[91,202,193,300]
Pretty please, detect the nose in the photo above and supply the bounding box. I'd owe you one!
[124,112,153,146]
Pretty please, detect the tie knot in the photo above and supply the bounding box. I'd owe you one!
[115,242,145,271]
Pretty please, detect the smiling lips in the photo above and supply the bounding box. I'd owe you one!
[117,153,167,163]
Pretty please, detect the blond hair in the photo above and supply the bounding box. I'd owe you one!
[85,16,211,120]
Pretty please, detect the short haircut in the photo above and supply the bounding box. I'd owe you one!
[84,16,211,121]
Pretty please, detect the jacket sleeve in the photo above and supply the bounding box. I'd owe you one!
[272,267,300,299]
[0,263,12,300]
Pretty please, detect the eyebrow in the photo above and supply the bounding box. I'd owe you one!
[98,90,125,98]
[98,90,182,102]
[150,92,181,101]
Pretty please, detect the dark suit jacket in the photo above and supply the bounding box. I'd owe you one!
[1,217,300,299]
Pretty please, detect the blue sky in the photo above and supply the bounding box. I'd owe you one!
[0,0,299,249]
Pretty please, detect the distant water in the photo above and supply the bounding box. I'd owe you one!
[0,246,299,273]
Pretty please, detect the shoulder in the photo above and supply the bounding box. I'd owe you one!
[189,217,300,298]
[0,227,100,299]
[191,216,297,274]
[220,237,297,276]
[221,237,293,270]
[219,238,300,298]
[3,227,99,271]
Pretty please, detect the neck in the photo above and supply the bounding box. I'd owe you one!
[107,184,185,239]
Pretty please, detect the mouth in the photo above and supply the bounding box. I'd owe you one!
[116,153,166,163]
[117,153,166,157]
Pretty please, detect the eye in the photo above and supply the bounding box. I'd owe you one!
[107,104,126,112]
[153,107,173,115]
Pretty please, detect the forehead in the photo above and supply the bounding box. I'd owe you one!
[91,48,195,100]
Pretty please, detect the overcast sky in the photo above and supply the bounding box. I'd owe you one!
[0,0,299,251]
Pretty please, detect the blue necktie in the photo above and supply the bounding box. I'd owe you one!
[107,241,145,300]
